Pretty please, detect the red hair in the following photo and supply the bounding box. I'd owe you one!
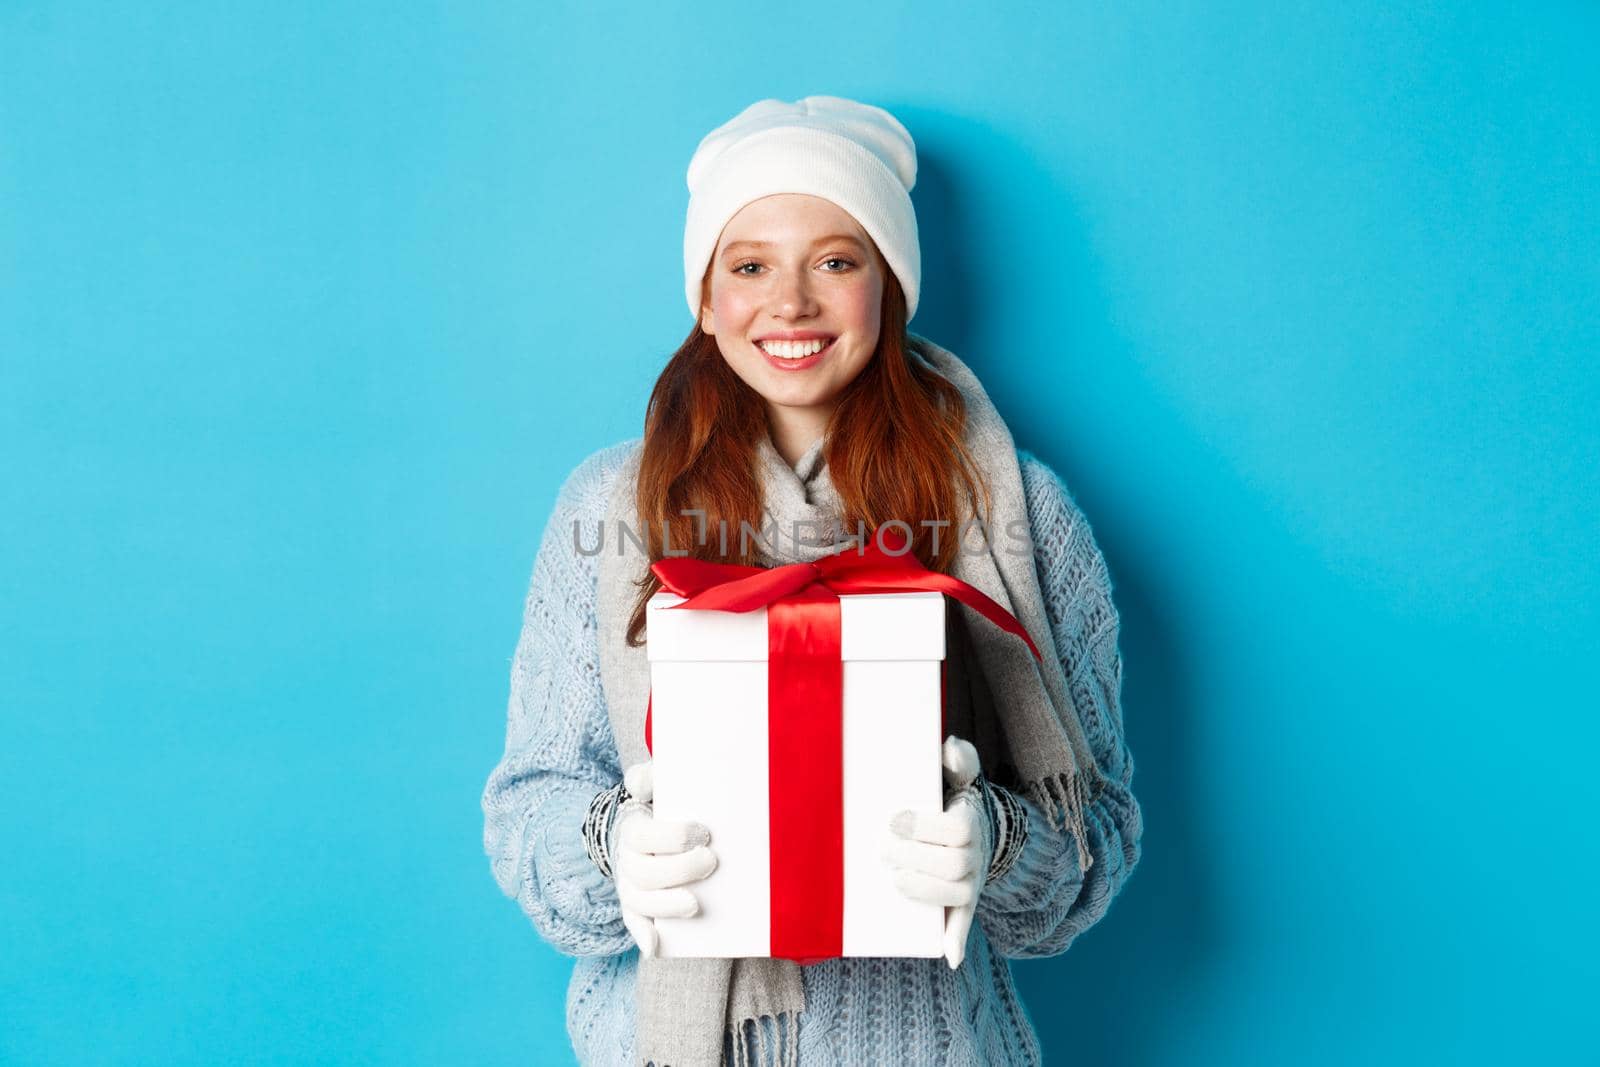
[625,265,990,646]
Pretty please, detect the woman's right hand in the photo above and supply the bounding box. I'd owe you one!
[612,760,718,958]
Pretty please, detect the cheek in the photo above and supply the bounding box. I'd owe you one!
[711,288,760,332]
[841,278,883,338]
[839,263,883,314]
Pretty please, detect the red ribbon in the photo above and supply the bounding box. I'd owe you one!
[644,528,1042,961]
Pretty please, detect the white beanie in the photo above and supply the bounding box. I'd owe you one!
[683,95,921,322]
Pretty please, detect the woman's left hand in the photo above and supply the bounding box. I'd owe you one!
[883,735,993,969]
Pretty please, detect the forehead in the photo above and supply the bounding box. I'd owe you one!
[716,193,870,251]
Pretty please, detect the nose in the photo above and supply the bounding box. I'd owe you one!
[773,269,818,320]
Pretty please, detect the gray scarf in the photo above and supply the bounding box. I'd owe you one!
[594,333,1107,1066]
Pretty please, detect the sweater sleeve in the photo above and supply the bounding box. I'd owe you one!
[480,443,637,958]
[975,451,1144,959]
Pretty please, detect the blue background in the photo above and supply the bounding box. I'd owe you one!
[4,3,1596,1064]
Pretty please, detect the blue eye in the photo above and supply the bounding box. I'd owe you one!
[732,258,853,276]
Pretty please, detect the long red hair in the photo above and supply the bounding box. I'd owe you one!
[625,265,991,646]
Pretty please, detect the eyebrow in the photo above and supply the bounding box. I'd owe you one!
[720,234,868,256]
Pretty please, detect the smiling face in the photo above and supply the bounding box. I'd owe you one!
[700,193,886,454]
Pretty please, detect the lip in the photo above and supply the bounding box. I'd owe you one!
[753,330,836,342]
[756,335,836,372]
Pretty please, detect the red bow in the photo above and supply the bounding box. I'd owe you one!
[649,529,1044,661]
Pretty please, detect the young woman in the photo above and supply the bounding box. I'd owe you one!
[482,96,1143,1067]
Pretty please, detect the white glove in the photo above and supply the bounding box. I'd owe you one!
[883,735,993,969]
[611,760,717,959]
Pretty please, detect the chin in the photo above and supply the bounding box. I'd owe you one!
[761,378,839,406]
[754,387,824,409]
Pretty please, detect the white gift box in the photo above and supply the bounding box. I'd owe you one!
[645,588,947,959]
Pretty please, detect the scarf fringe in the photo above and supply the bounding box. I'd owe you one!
[1024,768,1103,874]
[726,1010,798,1067]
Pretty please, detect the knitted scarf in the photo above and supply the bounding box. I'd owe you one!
[594,333,1107,1067]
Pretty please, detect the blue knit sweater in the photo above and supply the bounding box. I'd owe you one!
[481,440,1143,1066]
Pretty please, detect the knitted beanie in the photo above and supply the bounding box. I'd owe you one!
[683,95,922,322]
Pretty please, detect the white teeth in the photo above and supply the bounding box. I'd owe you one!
[758,337,828,358]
